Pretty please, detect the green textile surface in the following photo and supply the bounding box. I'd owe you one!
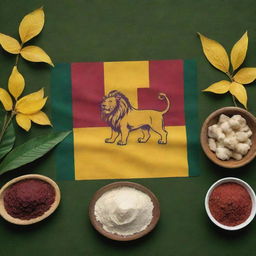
[0,0,256,255]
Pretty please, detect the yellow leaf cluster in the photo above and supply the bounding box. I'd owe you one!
[0,8,53,66]
[14,88,51,131]
[199,31,255,109]
[0,8,53,132]
[0,83,51,131]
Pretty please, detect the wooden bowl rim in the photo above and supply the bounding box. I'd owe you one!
[89,181,160,241]
[200,107,256,168]
[0,174,61,225]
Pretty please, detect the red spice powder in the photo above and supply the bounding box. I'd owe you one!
[4,179,55,220]
[209,182,252,226]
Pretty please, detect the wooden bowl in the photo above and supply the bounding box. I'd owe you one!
[200,107,256,168]
[89,181,160,241]
[0,174,61,225]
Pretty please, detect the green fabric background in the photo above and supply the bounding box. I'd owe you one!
[1,0,256,255]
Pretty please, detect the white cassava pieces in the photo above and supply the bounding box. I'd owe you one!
[208,114,252,160]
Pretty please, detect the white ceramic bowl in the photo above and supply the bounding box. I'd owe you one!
[205,177,256,231]
[0,174,61,225]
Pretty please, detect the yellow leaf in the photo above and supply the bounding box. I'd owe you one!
[19,7,45,43]
[29,111,52,126]
[18,88,44,103]
[229,82,247,108]
[20,46,54,66]
[198,33,230,73]
[0,88,13,111]
[231,31,248,71]
[16,97,47,115]
[203,80,231,94]
[233,68,256,84]
[0,33,21,54]
[8,66,25,99]
[16,113,31,131]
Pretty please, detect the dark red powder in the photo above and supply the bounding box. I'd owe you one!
[4,179,55,220]
[209,182,252,226]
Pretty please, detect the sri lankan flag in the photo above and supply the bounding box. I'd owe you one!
[52,60,199,180]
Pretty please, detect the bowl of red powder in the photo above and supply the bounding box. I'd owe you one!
[0,174,61,225]
[205,177,256,230]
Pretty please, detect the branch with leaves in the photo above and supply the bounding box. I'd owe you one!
[198,31,256,109]
[0,7,53,67]
[0,8,69,175]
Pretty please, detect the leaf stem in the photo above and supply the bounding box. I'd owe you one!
[226,72,234,82]
[15,55,20,66]
[226,72,239,107]
[0,114,8,143]
[0,111,15,143]
[232,95,238,107]
[15,44,23,67]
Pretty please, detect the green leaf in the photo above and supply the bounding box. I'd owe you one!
[0,121,15,160]
[0,131,71,174]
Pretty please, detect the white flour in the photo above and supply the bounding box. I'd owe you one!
[94,186,154,236]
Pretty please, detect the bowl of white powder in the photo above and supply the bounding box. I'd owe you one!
[89,182,160,241]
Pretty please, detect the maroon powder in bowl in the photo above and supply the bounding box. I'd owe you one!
[209,182,252,226]
[3,179,56,220]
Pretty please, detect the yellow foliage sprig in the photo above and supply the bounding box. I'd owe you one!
[198,31,256,109]
[0,7,70,174]
[0,7,54,67]
[0,7,53,141]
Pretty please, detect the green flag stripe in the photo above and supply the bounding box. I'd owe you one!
[51,64,75,180]
[184,60,200,176]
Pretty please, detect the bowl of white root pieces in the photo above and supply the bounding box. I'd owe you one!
[201,107,256,168]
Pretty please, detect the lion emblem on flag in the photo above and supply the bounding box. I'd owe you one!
[101,90,170,145]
